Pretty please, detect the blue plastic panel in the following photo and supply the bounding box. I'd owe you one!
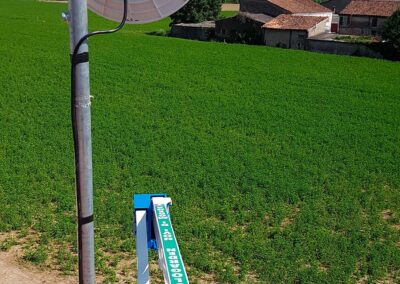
[133,193,167,250]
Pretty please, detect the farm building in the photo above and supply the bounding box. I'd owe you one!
[215,12,273,44]
[214,0,335,44]
[339,0,400,35]
[170,0,399,59]
[262,14,329,49]
[240,0,334,31]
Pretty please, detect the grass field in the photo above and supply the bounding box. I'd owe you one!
[1,0,400,283]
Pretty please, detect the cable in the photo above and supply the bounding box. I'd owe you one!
[70,1,127,283]
[71,0,128,61]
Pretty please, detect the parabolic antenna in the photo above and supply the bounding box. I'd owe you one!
[88,0,188,24]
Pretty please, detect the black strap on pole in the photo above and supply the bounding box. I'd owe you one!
[71,52,89,66]
[78,214,94,226]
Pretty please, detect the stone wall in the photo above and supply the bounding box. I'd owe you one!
[170,22,215,41]
[307,38,384,58]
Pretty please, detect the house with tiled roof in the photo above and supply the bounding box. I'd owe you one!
[262,14,329,48]
[240,0,332,16]
[339,0,400,35]
[172,0,399,59]
[215,0,335,45]
[240,0,334,31]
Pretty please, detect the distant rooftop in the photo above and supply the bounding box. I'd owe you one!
[267,0,332,13]
[322,0,352,13]
[239,12,274,23]
[341,0,400,17]
[263,14,328,30]
[174,21,216,28]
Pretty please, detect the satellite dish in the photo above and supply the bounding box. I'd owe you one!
[88,0,188,24]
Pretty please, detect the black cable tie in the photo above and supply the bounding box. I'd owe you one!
[78,214,94,226]
[71,52,89,66]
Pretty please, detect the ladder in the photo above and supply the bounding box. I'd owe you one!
[134,194,189,284]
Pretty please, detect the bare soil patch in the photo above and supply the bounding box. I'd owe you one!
[0,247,75,284]
[221,4,239,11]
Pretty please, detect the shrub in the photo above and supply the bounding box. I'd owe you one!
[382,9,400,49]
[170,0,221,24]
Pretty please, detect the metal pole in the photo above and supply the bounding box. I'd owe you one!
[68,0,95,283]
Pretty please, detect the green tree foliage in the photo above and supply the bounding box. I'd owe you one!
[382,9,400,49]
[170,0,222,24]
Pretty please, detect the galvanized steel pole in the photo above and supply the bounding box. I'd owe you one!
[68,0,95,283]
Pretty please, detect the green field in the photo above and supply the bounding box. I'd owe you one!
[1,0,400,283]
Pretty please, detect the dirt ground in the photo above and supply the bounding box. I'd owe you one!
[0,247,75,284]
[221,4,240,11]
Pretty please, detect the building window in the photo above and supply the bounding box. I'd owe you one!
[371,17,378,27]
[340,16,343,25]
[346,16,351,26]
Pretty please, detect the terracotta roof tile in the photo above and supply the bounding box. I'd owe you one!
[263,14,328,30]
[341,0,400,17]
[268,0,332,13]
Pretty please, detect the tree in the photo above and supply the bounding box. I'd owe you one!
[170,0,222,24]
[382,9,400,49]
